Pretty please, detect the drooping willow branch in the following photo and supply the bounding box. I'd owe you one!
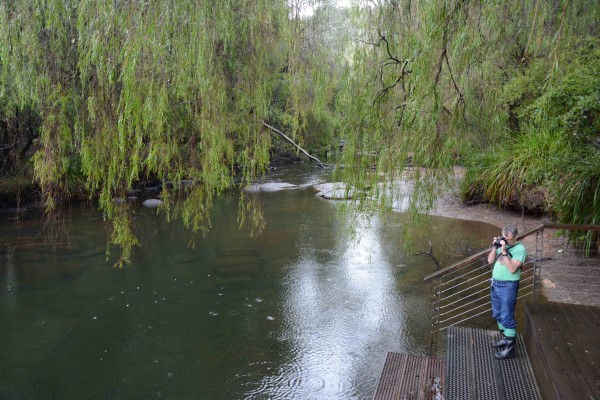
[433,0,466,115]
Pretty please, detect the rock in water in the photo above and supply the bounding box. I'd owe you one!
[143,199,163,208]
[313,182,354,199]
[244,182,297,193]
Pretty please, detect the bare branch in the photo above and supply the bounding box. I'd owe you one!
[444,52,464,106]
[415,240,443,269]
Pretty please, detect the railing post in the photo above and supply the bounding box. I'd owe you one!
[533,229,544,307]
[430,276,442,355]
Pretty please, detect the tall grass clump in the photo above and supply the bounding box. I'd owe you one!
[463,126,600,251]
[462,126,571,212]
[549,149,600,253]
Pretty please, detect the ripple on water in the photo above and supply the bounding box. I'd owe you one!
[224,346,335,399]
[224,360,276,399]
[263,362,355,400]
[234,338,356,399]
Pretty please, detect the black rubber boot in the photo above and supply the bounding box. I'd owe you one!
[492,334,509,348]
[495,336,516,360]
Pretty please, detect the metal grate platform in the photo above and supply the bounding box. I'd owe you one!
[372,352,445,400]
[446,326,542,400]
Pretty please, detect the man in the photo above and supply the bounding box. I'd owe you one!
[486,225,527,360]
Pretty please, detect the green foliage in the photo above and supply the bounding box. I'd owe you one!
[463,124,600,248]
[0,0,347,265]
[503,38,600,142]
[547,148,600,251]
[550,149,600,225]
[332,0,599,247]
[466,34,600,246]
[2,0,599,262]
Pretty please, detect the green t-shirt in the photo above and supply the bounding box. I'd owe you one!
[492,242,527,281]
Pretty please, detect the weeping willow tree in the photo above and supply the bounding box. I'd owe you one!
[278,0,348,154]
[335,0,600,246]
[0,0,345,266]
[2,0,598,262]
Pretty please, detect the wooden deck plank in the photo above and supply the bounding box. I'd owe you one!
[526,303,600,400]
[544,307,589,400]
[550,303,599,399]
[538,303,591,400]
[555,303,600,400]
[575,304,600,337]
[527,305,579,400]
[524,313,553,400]
[556,303,600,361]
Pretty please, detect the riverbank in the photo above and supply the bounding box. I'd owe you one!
[428,167,566,258]
[432,188,547,235]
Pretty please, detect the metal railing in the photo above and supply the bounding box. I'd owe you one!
[424,224,600,354]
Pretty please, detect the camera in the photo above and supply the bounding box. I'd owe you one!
[493,237,507,248]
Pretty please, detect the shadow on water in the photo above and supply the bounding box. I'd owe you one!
[0,165,500,399]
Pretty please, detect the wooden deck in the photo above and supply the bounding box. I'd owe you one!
[524,302,600,400]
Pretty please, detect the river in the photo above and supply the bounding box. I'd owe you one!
[0,164,498,399]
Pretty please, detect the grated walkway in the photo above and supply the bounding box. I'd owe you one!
[446,326,541,400]
[372,352,445,400]
[373,327,543,400]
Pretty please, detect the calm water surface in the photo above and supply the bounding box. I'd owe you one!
[0,165,498,399]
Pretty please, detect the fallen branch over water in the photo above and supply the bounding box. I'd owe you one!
[261,121,331,169]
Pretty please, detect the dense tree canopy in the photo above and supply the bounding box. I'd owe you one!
[1,0,345,265]
[335,0,599,246]
[1,0,599,263]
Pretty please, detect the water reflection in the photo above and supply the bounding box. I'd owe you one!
[3,245,18,308]
[0,166,499,399]
[287,218,392,398]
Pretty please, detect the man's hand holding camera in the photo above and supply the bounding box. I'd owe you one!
[493,236,508,250]
[494,237,509,264]
[487,232,521,273]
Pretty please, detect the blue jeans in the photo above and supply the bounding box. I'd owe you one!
[491,279,519,336]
